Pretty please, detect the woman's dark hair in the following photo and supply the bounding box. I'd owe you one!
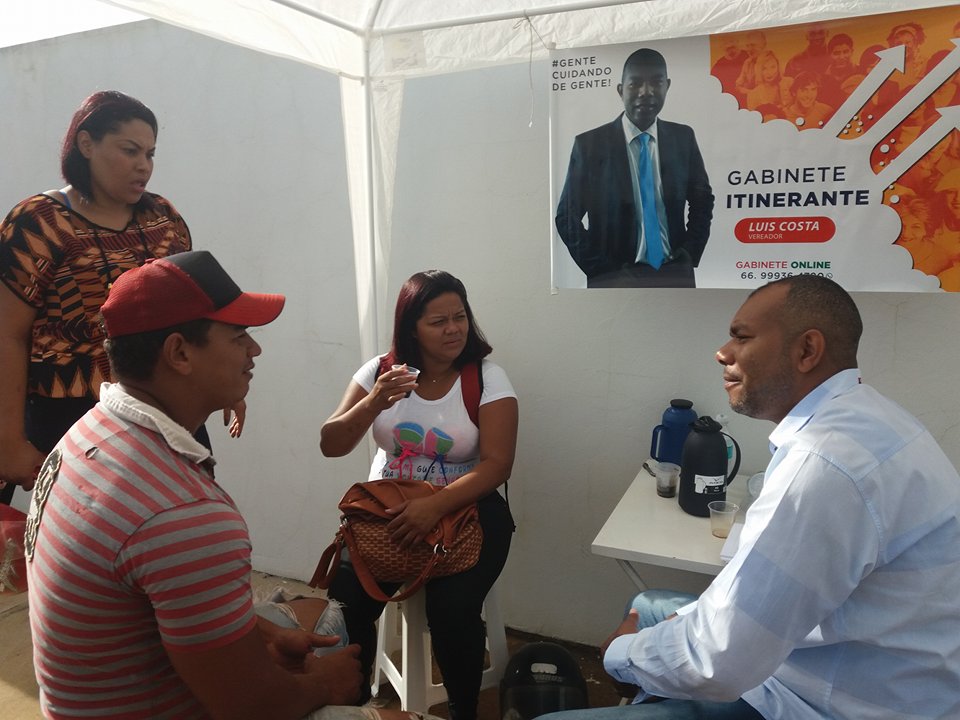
[388,270,492,369]
[103,318,212,382]
[60,90,158,205]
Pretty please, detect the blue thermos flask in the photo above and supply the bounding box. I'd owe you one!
[650,399,697,466]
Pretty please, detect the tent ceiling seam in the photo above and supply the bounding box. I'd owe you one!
[267,0,361,35]
[373,0,653,36]
[264,0,654,39]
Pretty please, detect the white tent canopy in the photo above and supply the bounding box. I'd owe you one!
[79,0,956,362]
[95,0,954,79]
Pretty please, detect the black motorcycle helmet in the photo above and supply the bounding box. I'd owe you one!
[500,642,589,720]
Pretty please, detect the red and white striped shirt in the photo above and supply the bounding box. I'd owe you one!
[26,384,256,719]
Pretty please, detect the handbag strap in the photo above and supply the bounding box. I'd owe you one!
[309,531,345,589]
[307,522,438,602]
[340,526,442,602]
[311,482,478,602]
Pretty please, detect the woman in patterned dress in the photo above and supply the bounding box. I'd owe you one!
[0,91,195,502]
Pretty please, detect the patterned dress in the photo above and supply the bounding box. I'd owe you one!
[0,192,191,399]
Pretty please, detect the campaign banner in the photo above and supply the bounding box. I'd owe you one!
[550,5,960,291]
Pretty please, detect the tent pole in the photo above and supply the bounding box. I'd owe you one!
[362,32,379,359]
[361,0,388,364]
[267,0,360,34]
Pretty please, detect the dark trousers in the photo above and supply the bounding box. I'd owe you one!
[1,396,94,505]
[588,259,696,288]
[328,490,514,720]
[1,395,211,505]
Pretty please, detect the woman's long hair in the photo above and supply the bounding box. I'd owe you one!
[387,270,491,369]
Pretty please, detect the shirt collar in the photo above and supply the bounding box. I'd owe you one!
[768,368,862,452]
[99,382,214,465]
[621,113,659,144]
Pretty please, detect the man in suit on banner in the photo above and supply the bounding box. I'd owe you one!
[556,48,714,288]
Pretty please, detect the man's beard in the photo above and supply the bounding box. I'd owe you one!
[730,356,794,420]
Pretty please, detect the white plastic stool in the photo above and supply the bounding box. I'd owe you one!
[371,582,508,712]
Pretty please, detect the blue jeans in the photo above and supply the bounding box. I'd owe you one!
[537,591,764,720]
[625,589,697,627]
[537,701,762,720]
[254,599,349,656]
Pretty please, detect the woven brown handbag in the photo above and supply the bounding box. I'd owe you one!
[310,479,483,602]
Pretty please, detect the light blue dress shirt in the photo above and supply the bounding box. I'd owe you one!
[606,369,960,719]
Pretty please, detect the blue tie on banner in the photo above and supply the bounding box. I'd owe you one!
[637,133,663,270]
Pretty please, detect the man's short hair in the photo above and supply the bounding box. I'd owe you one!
[791,71,821,93]
[828,33,854,52]
[755,275,862,367]
[622,48,668,80]
[103,318,213,382]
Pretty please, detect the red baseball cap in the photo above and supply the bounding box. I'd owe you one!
[101,251,285,338]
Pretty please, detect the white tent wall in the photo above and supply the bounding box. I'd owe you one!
[4,13,960,646]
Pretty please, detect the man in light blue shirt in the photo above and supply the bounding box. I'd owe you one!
[542,275,960,719]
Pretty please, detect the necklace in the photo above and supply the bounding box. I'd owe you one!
[90,222,150,291]
[420,367,455,385]
[60,189,149,292]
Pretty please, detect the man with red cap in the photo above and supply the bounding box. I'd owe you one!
[23,252,425,720]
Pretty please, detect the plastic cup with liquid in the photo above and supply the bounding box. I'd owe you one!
[653,461,681,498]
[708,500,739,538]
[392,364,420,397]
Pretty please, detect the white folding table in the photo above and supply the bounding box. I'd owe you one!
[591,469,747,589]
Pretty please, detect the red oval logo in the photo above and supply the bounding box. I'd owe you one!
[735,217,836,244]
